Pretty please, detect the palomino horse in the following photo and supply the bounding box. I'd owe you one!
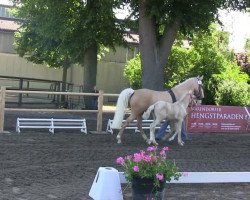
[142,90,197,146]
[111,75,204,144]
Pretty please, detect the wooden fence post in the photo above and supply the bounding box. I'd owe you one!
[0,87,6,132]
[97,90,104,132]
[18,78,23,106]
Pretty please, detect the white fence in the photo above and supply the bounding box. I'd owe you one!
[106,119,170,134]
[89,167,250,200]
[16,118,87,134]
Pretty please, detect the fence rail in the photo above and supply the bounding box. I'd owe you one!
[0,86,119,133]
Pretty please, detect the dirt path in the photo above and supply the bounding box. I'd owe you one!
[0,112,250,200]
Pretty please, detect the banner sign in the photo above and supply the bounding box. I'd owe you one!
[187,105,250,133]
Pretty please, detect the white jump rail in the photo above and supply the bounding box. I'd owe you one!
[106,119,170,134]
[89,168,250,200]
[16,118,87,134]
[118,171,250,184]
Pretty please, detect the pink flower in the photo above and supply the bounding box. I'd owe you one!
[162,147,169,151]
[156,173,164,181]
[147,146,157,152]
[140,150,146,156]
[125,155,132,160]
[133,166,139,172]
[150,155,157,162]
[133,153,142,162]
[116,157,125,165]
[183,172,189,177]
[160,150,166,156]
[143,155,151,162]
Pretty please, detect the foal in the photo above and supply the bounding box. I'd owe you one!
[142,90,196,146]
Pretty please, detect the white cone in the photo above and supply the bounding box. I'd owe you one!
[89,167,123,200]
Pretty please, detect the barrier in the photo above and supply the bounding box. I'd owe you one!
[0,87,111,133]
[106,119,170,134]
[16,118,87,134]
[89,168,250,199]
[119,171,250,184]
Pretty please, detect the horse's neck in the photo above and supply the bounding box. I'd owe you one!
[172,78,194,99]
[178,94,190,109]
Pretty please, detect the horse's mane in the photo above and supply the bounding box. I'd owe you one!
[173,77,195,89]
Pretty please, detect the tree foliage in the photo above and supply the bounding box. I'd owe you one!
[13,0,125,64]
[124,54,142,88]
[124,25,250,106]
[215,80,250,106]
[12,0,126,97]
[245,39,250,58]
[121,0,248,90]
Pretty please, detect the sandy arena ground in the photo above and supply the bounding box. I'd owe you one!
[0,111,250,200]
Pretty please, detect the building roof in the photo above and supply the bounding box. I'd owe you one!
[123,33,139,44]
[0,18,20,32]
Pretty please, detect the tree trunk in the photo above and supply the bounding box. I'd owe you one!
[138,0,180,90]
[139,0,163,90]
[60,61,69,107]
[83,44,98,109]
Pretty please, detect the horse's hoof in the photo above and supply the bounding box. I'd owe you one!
[117,140,122,144]
[146,138,151,143]
[168,138,174,141]
[153,141,159,146]
[178,141,184,146]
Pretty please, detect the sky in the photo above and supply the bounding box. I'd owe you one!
[0,0,10,5]
[219,10,250,52]
[1,0,250,52]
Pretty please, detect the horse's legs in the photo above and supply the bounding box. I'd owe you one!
[177,120,185,146]
[136,116,150,143]
[117,114,136,144]
[168,131,177,141]
[148,118,162,145]
[169,121,184,145]
[168,121,177,141]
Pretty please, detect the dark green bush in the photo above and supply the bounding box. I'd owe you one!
[215,80,250,106]
[124,54,142,89]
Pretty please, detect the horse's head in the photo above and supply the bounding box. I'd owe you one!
[193,75,204,100]
[187,90,197,108]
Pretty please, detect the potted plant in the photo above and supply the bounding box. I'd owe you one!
[116,146,181,199]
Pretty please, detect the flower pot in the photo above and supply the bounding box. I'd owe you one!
[131,177,165,200]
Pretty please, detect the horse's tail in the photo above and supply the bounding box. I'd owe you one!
[142,104,155,120]
[111,88,135,129]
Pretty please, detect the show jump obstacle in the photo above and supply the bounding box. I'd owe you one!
[16,118,87,134]
[89,167,250,200]
[106,119,170,134]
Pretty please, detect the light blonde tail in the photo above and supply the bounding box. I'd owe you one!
[111,88,134,129]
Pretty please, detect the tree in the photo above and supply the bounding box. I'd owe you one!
[12,0,126,107]
[124,25,249,105]
[123,0,248,90]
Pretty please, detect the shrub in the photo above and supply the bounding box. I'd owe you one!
[215,80,250,106]
[123,54,142,89]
